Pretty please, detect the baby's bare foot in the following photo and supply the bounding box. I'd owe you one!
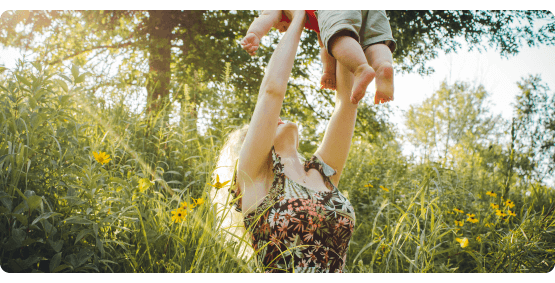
[320,72,336,90]
[374,63,394,104]
[351,64,375,104]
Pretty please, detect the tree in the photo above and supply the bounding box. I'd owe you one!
[513,75,555,185]
[404,81,504,165]
[1,10,554,144]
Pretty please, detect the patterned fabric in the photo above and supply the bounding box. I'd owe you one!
[231,146,356,273]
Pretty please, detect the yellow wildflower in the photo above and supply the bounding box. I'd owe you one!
[379,185,389,192]
[180,201,191,210]
[508,210,516,217]
[453,208,464,214]
[490,203,499,209]
[485,223,493,228]
[207,174,231,190]
[486,191,497,198]
[505,199,515,208]
[456,237,469,248]
[364,183,374,188]
[466,216,479,224]
[454,220,464,227]
[495,210,507,217]
[466,213,475,218]
[194,198,205,206]
[171,208,187,223]
[476,236,482,243]
[93,151,111,165]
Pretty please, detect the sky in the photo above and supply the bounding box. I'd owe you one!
[389,41,555,128]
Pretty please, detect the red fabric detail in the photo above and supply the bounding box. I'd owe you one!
[305,10,320,33]
[279,10,320,33]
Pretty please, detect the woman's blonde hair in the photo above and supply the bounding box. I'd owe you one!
[209,124,254,260]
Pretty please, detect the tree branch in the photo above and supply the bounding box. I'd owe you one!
[48,41,135,65]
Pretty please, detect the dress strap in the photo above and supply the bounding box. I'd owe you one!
[304,154,337,191]
[305,154,337,178]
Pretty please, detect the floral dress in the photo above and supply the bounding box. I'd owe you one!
[231,146,356,273]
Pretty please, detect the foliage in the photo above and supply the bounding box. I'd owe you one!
[0,62,257,272]
[1,9,555,272]
[404,81,504,165]
[389,10,555,75]
[512,75,555,183]
[2,10,553,137]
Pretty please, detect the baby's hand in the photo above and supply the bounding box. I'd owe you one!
[240,33,260,56]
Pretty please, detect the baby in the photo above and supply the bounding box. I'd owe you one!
[241,10,396,104]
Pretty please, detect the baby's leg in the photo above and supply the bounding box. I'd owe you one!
[318,34,337,90]
[329,31,375,104]
[364,43,393,104]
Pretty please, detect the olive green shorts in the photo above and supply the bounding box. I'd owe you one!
[316,10,396,57]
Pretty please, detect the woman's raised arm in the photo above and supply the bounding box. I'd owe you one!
[315,62,358,187]
[237,11,307,184]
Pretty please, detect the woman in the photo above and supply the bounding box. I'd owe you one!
[212,11,358,273]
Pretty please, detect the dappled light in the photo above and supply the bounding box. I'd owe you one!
[1,10,554,273]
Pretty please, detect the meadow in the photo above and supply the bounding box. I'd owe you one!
[1,61,554,273]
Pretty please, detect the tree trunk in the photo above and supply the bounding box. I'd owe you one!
[146,10,173,113]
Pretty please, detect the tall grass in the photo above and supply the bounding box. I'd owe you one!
[0,61,554,273]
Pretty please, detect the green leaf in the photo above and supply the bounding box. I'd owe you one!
[49,252,62,272]
[31,62,42,72]
[74,228,93,245]
[21,237,37,246]
[71,64,79,81]
[48,239,64,253]
[31,212,62,226]
[58,74,72,83]
[12,228,26,242]
[13,201,28,214]
[16,74,31,87]
[75,73,87,84]
[29,96,37,109]
[60,94,70,105]
[11,256,40,271]
[75,249,93,268]
[26,195,42,211]
[96,238,105,257]
[52,264,71,272]
[64,216,93,225]
[12,213,28,226]
[56,79,68,93]
[0,192,13,212]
